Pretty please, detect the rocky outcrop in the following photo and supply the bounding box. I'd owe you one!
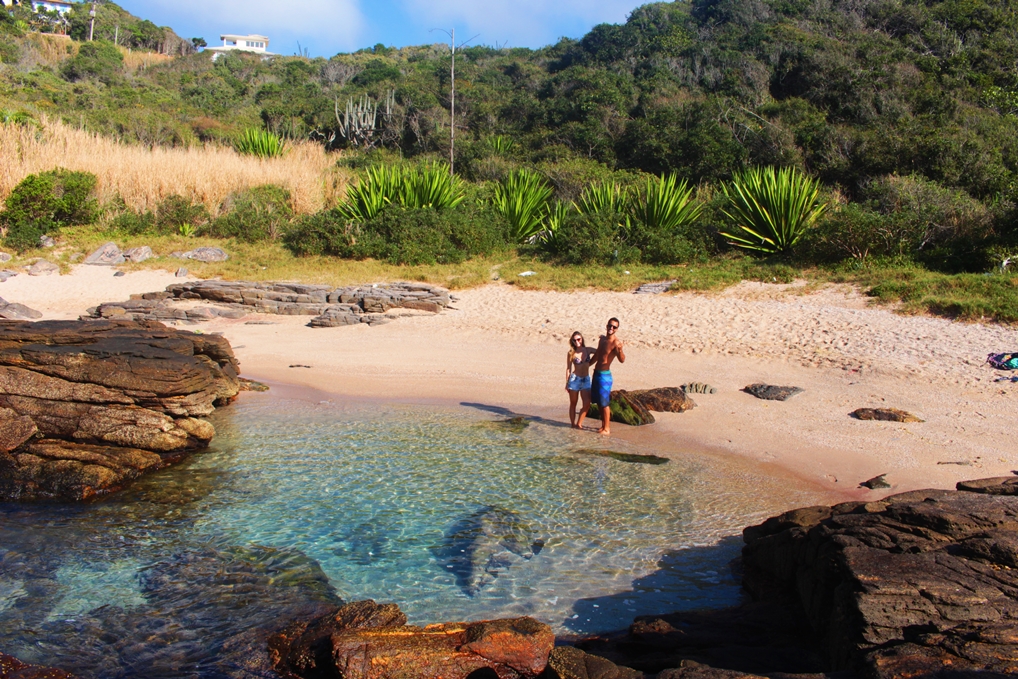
[82,280,453,327]
[739,477,1018,676]
[269,600,554,679]
[0,320,240,501]
[0,652,79,678]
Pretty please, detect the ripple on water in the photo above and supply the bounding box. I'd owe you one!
[0,398,827,678]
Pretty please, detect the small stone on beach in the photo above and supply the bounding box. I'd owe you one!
[744,383,803,401]
[860,474,891,490]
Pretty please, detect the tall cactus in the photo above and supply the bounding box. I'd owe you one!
[335,91,396,149]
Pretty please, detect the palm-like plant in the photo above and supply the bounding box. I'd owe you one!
[339,164,403,222]
[631,174,702,232]
[720,166,828,254]
[575,182,630,216]
[540,200,573,249]
[235,129,285,158]
[398,163,464,210]
[493,169,554,242]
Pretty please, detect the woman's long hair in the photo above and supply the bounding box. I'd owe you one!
[568,332,585,365]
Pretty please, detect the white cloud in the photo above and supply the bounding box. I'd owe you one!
[139,0,365,53]
[398,0,636,48]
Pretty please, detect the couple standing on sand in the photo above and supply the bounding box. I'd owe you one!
[565,318,626,435]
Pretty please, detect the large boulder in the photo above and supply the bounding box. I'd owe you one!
[269,600,554,679]
[0,319,240,501]
[628,387,696,413]
[740,477,1018,676]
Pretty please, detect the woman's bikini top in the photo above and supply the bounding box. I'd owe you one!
[573,351,588,366]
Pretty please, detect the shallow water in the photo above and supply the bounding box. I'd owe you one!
[0,395,827,678]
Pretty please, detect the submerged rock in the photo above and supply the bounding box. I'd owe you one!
[269,600,554,679]
[433,505,545,597]
[571,449,669,465]
[0,652,80,678]
[0,319,241,501]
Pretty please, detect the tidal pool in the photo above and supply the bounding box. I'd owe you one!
[0,394,827,678]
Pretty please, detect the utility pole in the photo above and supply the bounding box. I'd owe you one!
[431,28,478,177]
[88,2,97,41]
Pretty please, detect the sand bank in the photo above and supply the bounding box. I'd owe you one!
[3,267,1016,500]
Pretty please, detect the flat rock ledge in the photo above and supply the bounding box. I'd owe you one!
[0,319,240,502]
[81,280,453,327]
[0,651,78,678]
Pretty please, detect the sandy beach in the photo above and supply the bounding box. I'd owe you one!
[4,265,1016,501]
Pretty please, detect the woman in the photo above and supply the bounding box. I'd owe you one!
[565,332,594,429]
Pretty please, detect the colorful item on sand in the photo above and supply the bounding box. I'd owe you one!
[591,370,613,408]
[987,353,1018,370]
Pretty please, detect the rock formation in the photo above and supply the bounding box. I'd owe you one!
[588,387,698,426]
[0,319,240,501]
[82,280,453,327]
[269,600,555,679]
[850,407,924,423]
[742,384,803,401]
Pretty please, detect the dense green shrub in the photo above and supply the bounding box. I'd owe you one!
[208,185,292,242]
[109,207,156,236]
[61,41,123,83]
[155,195,209,235]
[284,204,508,265]
[550,210,640,265]
[2,169,98,250]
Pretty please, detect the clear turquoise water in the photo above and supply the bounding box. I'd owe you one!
[0,395,824,678]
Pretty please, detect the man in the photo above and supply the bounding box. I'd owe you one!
[590,317,626,436]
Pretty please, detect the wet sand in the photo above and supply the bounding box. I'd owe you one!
[4,266,1016,501]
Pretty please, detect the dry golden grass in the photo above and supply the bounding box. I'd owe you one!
[120,48,172,74]
[0,116,350,215]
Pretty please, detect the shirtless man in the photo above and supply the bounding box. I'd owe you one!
[590,317,626,436]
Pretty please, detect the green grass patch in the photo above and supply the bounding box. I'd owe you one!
[18,227,1018,325]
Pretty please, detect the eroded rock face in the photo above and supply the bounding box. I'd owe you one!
[628,387,697,413]
[269,600,554,679]
[741,478,1018,676]
[0,319,240,501]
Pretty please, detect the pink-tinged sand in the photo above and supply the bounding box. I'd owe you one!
[4,266,1016,502]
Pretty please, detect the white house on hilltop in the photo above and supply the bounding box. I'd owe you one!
[1,0,78,14]
[206,34,275,57]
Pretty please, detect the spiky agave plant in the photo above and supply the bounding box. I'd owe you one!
[492,169,554,242]
[540,200,573,250]
[720,166,828,254]
[235,129,286,158]
[398,163,465,210]
[630,173,702,232]
[338,164,405,222]
[575,182,630,216]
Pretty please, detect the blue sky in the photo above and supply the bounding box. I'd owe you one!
[116,0,642,58]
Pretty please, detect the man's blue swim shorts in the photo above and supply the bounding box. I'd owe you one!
[591,370,613,408]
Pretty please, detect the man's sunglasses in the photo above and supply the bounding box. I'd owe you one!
[608,324,619,330]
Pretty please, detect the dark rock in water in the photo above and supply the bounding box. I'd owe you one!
[589,390,656,426]
[481,416,530,433]
[851,407,923,423]
[331,521,394,565]
[628,387,696,413]
[0,652,80,678]
[859,473,890,489]
[571,449,669,465]
[0,319,241,501]
[84,242,125,266]
[433,505,544,596]
[544,645,645,679]
[742,384,803,401]
[269,600,554,679]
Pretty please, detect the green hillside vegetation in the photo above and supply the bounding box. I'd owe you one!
[1,0,1017,317]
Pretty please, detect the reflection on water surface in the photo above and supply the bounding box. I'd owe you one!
[0,396,826,678]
